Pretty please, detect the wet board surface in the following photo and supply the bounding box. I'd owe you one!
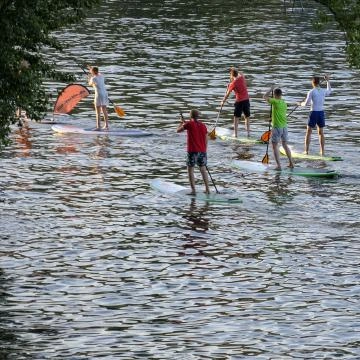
[52,124,152,137]
[215,127,264,144]
[150,178,242,204]
[280,146,343,161]
[231,160,339,178]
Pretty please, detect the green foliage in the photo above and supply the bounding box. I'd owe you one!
[315,0,360,68]
[0,0,100,146]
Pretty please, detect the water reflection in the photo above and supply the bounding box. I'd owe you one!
[1,0,360,358]
[265,173,295,205]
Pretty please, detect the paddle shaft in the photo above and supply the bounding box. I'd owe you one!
[262,89,273,164]
[206,165,220,194]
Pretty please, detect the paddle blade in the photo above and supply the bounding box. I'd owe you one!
[261,130,271,143]
[262,153,269,164]
[208,128,217,140]
[114,105,125,117]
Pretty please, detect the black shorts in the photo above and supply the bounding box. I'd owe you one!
[234,99,250,118]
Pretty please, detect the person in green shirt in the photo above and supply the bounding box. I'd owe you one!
[264,87,294,170]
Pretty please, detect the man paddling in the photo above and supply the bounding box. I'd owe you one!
[177,109,210,195]
[298,75,332,156]
[263,87,294,171]
[221,67,251,137]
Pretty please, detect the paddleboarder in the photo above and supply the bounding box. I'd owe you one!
[298,75,332,156]
[177,109,210,195]
[264,87,294,171]
[88,66,109,130]
[221,67,251,137]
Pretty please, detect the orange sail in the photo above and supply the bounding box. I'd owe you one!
[53,84,90,114]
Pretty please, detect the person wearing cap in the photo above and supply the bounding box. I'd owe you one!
[298,75,332,156]
[177,109,210,195]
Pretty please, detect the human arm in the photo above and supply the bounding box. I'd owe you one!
[176,114,186,133]
[299,90,311,107]
[324,74,331,95]
[263,86,274,103]
[221,87,232,107]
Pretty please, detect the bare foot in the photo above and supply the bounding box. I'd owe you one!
[204,190,210,194]
[288,163,294,168]
[187,191,196,196]
[92,127,100,131]
[102,126,109,130]
[274,166,282,171]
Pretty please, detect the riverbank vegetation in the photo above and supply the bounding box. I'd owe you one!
[316,0,360,68]
[0,0,100,146]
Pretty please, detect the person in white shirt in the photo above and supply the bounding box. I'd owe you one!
[298,75,331,156]
[88,66,109,130]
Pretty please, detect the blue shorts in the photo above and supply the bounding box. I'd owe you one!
[308,111,325,128]
[234,99,250,118]
[187,152,207,167]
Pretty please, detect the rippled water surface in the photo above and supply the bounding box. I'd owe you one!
[1,1,360,359]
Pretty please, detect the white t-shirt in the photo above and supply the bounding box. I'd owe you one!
[301,82,332,111]
[89,74,109,106]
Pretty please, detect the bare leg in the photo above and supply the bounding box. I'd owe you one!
[304,126,312,154]
[95,106,101,129]
[244,116,250,136]
[102,106,109,129]
[187,166,196,194]
[272,142,281,170]
[233,116,240,137]
[318,126,325,156]
[282,141,294,168]
[199,166,210,194]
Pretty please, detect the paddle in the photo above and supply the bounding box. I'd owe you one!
[208,103,224,140]
[205,166,220,194]
[262,89,273,164]
[208,83,229,140]
[79,65,125,118]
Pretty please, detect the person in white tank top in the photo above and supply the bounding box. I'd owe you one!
[88,66,109,130]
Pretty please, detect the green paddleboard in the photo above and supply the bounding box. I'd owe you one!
[280,146,343,161]
[150,178,242,204]
[232,160,339,178]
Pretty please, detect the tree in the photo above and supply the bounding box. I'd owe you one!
[315,0,360,68]
[0,0,100,146]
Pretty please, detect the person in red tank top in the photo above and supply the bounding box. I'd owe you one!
[177,109,210,195]
[221,67,251,137]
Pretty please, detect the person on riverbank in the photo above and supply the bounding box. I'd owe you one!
[221,67,251,137]
[298,75,332,156]
[264,87,294,171]
[177,109,210,195]
[88,66,109,130]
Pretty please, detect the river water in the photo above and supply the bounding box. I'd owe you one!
[1,0,359,359]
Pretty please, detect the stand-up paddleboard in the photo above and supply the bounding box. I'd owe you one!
[150,178,242,204]
[280,146,342,161]
[231,160,339,178]
[52,124,151,137]
[215,127,264,144]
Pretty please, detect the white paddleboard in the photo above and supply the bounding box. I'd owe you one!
[52,124,151,137]
[150,178,242,204]
[231,160,339,178]
[214,127,264,144]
